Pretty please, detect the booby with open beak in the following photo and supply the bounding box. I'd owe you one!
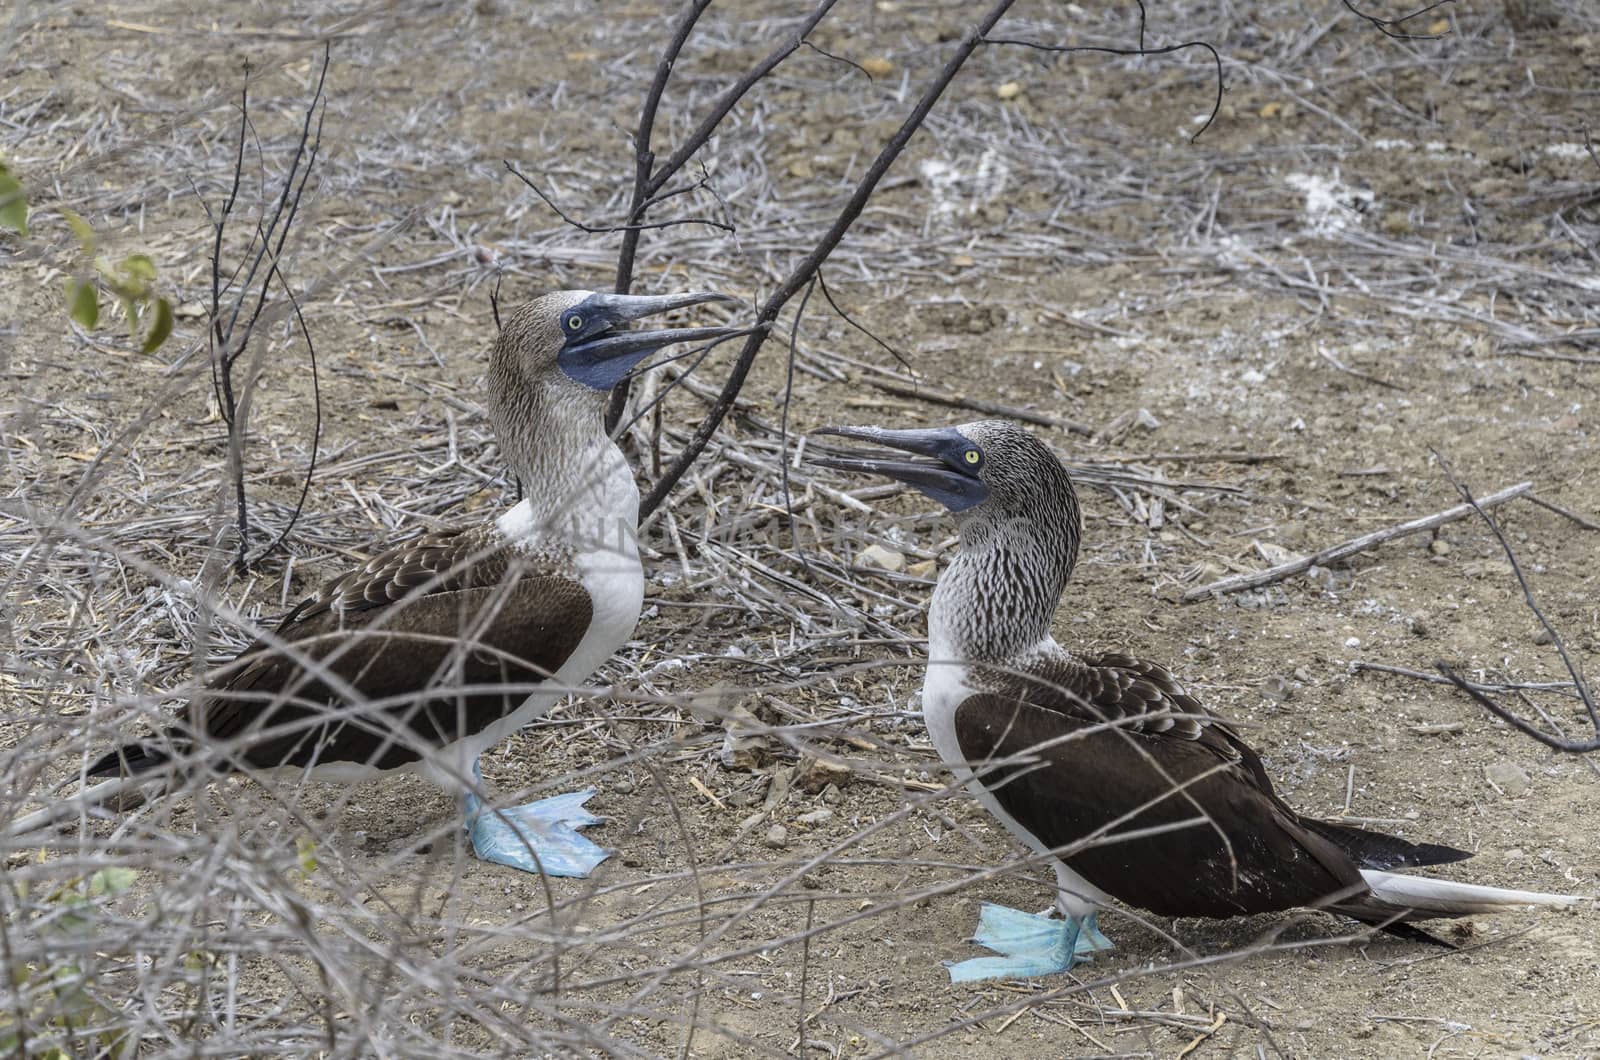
[16,289,741,877]
[811,419,1583,980]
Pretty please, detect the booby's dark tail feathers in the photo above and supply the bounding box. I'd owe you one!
[1305,817,1473,871]
[85,738,181,779]
[6,738,185,837]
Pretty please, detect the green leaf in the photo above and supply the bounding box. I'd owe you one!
[295,835,319,876]
[0,169,26,237]
[60,207,95,252]
[66,278,99,330]
[87,867,136,898]
[110,255,153,300]
[118,253,156,282]
[102,1026,135,1060]
[141,297,173,353]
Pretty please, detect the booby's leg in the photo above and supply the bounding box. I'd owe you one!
[463,760,610,877]
[944,903,1113,983]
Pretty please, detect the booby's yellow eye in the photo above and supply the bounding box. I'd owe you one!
[567,314,583,330]
[963,449,980,465]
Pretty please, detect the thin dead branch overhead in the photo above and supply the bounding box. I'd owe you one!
[529,0,1238,515]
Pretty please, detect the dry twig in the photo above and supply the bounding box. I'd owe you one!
[1430,467,1599,752]
[1183,481,1533,601]
[206,48,328,571]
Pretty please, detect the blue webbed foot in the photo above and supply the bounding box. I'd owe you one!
[944,903,1115,983]
[1076,910,1114,954]
[463,761,610,877]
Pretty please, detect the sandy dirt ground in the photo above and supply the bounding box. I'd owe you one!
[3,0,1599,1056]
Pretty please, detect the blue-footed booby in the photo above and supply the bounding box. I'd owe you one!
[811,419,1583,981]
[16,289,740,877]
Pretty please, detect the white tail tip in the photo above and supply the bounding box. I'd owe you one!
[1362,869,1588,917]
[5,778,143,838]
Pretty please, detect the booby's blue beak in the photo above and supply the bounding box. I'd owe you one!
[809,424,991,512]
[558,291,743,391]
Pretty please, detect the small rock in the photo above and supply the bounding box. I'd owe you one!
[858,544,905,573]
[719,703,771,772]
[797,808,834,826]
[995,81,1023,100]
[820,783,843,805]
[1254,541,1304,567]
[1260,675,1295,702]
[1461,559,1514,579]
[797,756,853,795]
[906,559,937,580]
[1485,761,1531,798]
[860,56,894,78]
[1344,636,1361,649]
[764,824,789,849]
[1429,538,1452,557]
[1533,628,1554,646]
[1292,667,1314,684]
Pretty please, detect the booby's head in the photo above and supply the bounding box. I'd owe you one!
[810,419,1083,659]
[492,289,742,400]
[486,288,740,510]
[810,420,1077,526]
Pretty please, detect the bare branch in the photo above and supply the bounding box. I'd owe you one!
[1354,661,1585,697]
[1341,0,1456,40]
[641,0,1023,517]
[608,0,842,431]
[207,45,328,571]
[815,269,914,375]
[982,34,1225,142]
[799,39,873,81]
[503,161,733,236]
[1183,480,1533,601]
[642,0,844,201]
[1428,458,1599,752]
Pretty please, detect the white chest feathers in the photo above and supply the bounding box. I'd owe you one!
[493,496,644,665]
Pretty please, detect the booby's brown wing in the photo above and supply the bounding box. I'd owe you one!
[953,651,1370,918]
[276,524,521,622]
[95,525,595,777]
